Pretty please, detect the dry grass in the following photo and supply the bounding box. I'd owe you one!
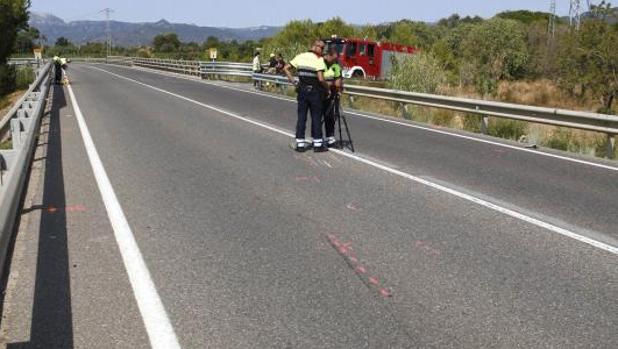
[0,89,27,116]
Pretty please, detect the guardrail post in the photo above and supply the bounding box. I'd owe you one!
[10,119,24,148]
[481,116,489,134]
[607,134,616,159]
[0,153,7,185]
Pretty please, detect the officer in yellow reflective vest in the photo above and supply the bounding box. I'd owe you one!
[323,49,343,147]
[284,40,330,152]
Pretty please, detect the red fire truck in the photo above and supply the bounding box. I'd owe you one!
[324,37,417,79]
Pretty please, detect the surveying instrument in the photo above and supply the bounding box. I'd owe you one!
[324,93,355,152]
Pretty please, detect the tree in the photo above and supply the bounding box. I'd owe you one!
[14,26,40,54]
[153,32,181,52]
[387,20,440,49]
[262,20,317,61]
[461,18,528,95]
[496,10,551,25]
[315,17,356,39]
[559,19,618,113]
[0,0,30,63]
[204,36,220,49]
[432,23,477,85]
[356,25,378,40]
[55,36,70,47]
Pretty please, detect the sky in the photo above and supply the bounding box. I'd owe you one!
[31,0,577,27]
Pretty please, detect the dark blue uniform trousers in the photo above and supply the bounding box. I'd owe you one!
[296,85,323,143]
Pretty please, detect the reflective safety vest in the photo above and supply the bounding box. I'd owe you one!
[324,62,342,81]
[290,51,326,88]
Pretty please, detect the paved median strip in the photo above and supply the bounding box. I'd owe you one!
[86,65,618,256]
[66,81,182,349]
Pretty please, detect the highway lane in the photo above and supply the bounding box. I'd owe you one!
[54,64,618,347]
[91,63,618,247]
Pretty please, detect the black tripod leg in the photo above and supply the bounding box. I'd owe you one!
[337,111,343,148]
[340,114,355,152]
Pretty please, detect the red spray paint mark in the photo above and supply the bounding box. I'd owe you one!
[46,205,87,213]
[327,234,394,299]
[65,205,87,212]
[379,288,392,298]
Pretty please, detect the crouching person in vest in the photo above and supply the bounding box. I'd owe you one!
[284,40,330,153]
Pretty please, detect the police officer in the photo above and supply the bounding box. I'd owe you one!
[322,49,343,147]
[284,40,330,153]
[53,56,63,84]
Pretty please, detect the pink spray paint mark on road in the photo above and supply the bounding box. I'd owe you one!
[326,234,394,299]
[47,204,87,214]
[379,288,393,298]
[65,205,87,212]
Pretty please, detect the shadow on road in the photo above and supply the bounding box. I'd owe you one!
[9,84,74,349]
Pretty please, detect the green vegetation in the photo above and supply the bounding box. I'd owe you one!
[390,52,445,94]
[1,0,30,98]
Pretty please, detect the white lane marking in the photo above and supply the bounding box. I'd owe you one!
[66,83,182,349]
[88,66,618,256]
[105,64,618,172]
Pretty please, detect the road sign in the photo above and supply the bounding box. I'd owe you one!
[209,48,218,60]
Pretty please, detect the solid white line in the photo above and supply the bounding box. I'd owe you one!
[66,83,182,349]
[87,66,618,256]
[105,64,618,172]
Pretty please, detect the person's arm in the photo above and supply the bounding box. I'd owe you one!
[334,77,343,92]
[283,63,296,85]
[317,71,329,94]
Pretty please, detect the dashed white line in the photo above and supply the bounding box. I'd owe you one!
[66,82,182,349]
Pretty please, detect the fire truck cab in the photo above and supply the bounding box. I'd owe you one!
[324,37,417,80]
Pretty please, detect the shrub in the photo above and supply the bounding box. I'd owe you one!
[488,118,528,140]
[15,65,33,89]
[0,64,16,97]
[389,52,446,94]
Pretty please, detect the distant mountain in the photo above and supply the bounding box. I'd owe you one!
[29,12,282,46]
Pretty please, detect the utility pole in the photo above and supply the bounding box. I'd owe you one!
[570,0,592,29]
[99,8,114,61]
[548,0,556,39]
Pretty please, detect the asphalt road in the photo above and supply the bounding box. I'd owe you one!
[2,63,617,348]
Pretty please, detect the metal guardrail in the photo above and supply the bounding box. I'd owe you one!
[106,56,618,158]
[201,61,253,77]
[0,62,51,274]
[8,58,43,67]
[132,57,201,76]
